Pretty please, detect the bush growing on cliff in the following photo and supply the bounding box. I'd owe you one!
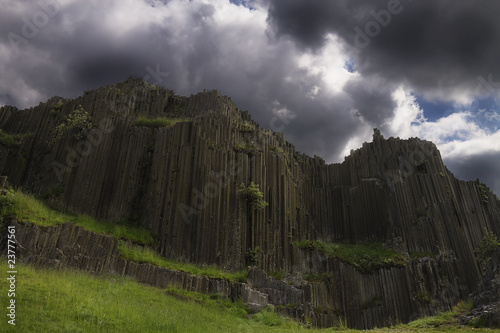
[478,183,489,203]
[239,182,268,210]
[246,246,261,265]
[49,105,92,144]
[476,229,500,264]
[0,186,15,213]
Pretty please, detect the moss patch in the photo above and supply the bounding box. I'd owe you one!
[135,116,188,128]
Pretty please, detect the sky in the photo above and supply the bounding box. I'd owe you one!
[0,0,499,196]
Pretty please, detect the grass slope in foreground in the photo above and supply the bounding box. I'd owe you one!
[0,262,298,333]
[1,262,499,332]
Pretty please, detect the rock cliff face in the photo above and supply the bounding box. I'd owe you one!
[0,220,243,302]
[1,78,499,328]
[465,248,500,327]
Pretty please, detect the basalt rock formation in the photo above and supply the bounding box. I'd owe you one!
[464,248,500,327]
[1,78,499,329]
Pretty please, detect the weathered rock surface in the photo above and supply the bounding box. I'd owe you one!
[1,78,499,328]
[0,219,243,301]
[463,249,500,327]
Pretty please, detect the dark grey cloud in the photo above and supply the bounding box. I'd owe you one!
[267,0,500,99]
[445,153,500,198]
[343,76,396,124]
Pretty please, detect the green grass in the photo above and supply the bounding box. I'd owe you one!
[1,262,499,332]
[2,189,153,245]
[135,116,187,128]
[118,241,248,283]
[398,300,475,330]
[294,240,406,273]
[268,271,285,280]
[0,261,300,333]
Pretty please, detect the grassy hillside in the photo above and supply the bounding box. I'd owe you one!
[0,262,299,332]
[0,262,499,332]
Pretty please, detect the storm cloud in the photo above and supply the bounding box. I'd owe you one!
[267,0,500,101]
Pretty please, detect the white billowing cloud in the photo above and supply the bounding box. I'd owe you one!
[388,87,426,137]
[440,132,500,160]
[384,87,500,161]
[297,34,357,95]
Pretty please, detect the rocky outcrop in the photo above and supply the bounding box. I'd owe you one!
[1,78,499,328]
[0,219,243,301]
[463,249,500,327]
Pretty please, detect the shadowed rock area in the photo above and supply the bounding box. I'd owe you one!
[0,78,499,329]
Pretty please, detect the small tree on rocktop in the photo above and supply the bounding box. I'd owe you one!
[48,105,92,145]
[239,182,268,210]
[476,229,500,264]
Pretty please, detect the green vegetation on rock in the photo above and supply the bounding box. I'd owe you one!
[2,188,252,283]
[245,246,262,264]
[118,241,248,283]
[239,182,268,210]
[476,229,500,264]
[478,183,489,203]
[135,116,187,128]
[400,300,474,330]
[1,189,153,245]
[268,270,285,280]
[49,105,92,144]
[0,129,29,148]
[234,141,260,154]
[294,240,406,273]
[239,121,255,132]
